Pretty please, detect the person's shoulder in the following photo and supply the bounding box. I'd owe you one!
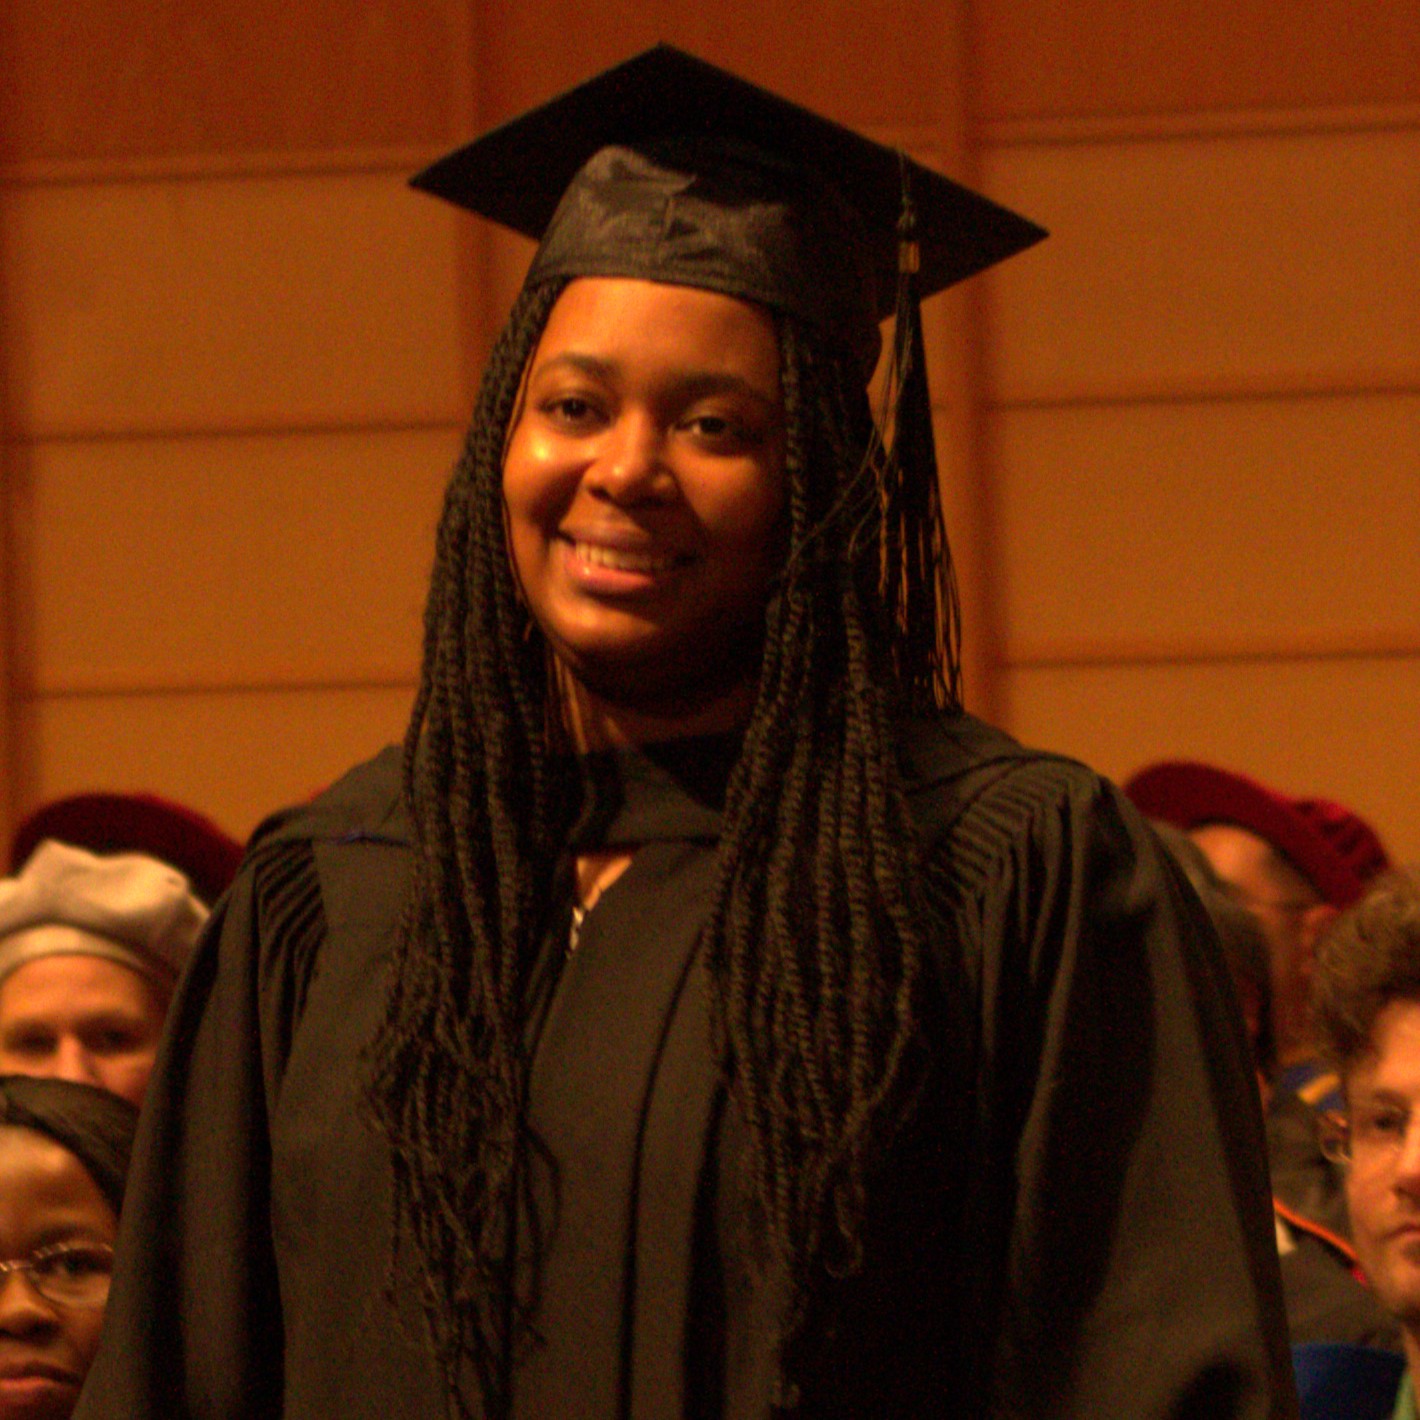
[212,748,408,963]
[897,711,1169,929]
[898,711,1124,842]
[246,745,409,861]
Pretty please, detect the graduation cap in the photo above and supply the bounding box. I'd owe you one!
[412,44,1044,378]
[412,45,1045,708]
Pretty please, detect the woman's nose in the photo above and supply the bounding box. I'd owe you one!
[0,1270,59,1337]
[587,412,672,503]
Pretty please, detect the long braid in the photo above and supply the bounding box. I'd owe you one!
[366,284,952,1416]
[705,317,935,1337]
[365,279,568,1419]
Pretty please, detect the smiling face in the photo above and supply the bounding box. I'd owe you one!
[0,954,169,1108]
[502,277,787,729]
[0,1126,116,1420]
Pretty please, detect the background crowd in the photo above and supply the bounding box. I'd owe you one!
[0,752,1416,1418]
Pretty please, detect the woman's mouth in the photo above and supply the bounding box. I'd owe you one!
[0,1362,78,1384]
[567,539,686,576]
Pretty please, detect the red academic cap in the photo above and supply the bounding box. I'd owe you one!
[1123,762,1390,910]
[9,793,244,909]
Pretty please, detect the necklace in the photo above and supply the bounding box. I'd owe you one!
[568,903,587,956]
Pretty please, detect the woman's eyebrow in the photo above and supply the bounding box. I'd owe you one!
[533,350,778,400]
[529,351,615,382]
[675,371,781,411]
[529,355,780,412]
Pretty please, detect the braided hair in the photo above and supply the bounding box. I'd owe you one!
[364,273,959,1418]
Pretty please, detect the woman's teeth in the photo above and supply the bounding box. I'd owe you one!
[575,542,679,573]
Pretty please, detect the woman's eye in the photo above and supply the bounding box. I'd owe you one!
[33,1245,113,1280]
[683,412,757,448]
[544,395,602,427]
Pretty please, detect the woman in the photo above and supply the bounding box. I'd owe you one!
[0,1076,138,1420]
[78,47,1293,1420]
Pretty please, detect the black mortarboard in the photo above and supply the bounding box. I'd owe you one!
[411,45,1044,377]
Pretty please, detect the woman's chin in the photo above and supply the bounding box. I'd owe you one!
[551,645,762,745]
[0,1373,80,1420]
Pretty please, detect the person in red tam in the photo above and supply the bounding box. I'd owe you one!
[1124,761,1391,1109]
[1126,760,1396,1354]
[8,793,242,913]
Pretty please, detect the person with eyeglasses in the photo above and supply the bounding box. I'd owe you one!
[0,1076,136,1420]
[1290,867,1420,1420]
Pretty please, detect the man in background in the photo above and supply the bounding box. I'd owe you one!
[1126,760,1390,1107]
[1308,867,1420,1417]
[0,840,208,1105]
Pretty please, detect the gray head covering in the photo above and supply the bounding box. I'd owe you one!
[0,839,208,989]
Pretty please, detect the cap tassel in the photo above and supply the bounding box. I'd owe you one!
[875,156,961,711]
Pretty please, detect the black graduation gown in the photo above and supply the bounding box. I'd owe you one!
[73,713,1297,1419]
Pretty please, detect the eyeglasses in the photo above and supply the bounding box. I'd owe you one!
[0,1242,114,1309]
[1320,1103,1420,1170]
[1318,1113,1352,1164]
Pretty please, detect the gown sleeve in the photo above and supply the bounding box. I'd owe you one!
[945,758,1297,1418]
[72,835,324,1419]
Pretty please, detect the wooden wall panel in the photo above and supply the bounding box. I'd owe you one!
[972,0,1420,121]
[0,450,14,852]
[8,0,1407,863]
[982,127,1420,403]
[475,0,953,132]
[1005,657,1420,860]
[22,427,461,693]
[0,0,470,165]
[26,686,415,841]
[1,172,467,438]
[993,393,1420,657]
[974,9,1420,854]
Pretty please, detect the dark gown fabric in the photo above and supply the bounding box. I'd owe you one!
[73,713,1297,1420]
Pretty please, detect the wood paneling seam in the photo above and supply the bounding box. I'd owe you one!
[0,124,954,192]
[1006,634,1420,671]
[981,102,1420,151]
[992,371,1420,413]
